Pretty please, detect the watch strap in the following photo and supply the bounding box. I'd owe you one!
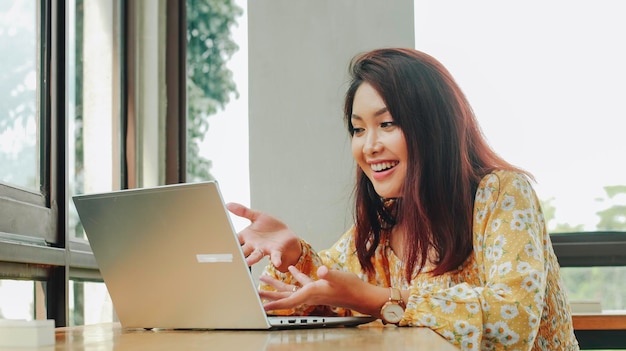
[389,287,405,307]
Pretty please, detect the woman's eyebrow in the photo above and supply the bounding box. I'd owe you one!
[351,107,389,120]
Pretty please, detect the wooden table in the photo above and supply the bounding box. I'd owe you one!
[39,321,459,351]
[572,310,626,330]
[571,311,626,349]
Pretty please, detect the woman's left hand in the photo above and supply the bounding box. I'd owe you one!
[258,265,384,316]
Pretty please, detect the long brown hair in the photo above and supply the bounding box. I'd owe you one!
[344,48,529,280]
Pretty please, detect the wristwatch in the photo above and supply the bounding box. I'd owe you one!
[380,287,405,325]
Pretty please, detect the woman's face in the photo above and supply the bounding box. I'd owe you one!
[350,82,408,199]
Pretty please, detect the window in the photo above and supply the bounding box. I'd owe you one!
[0,0,38,191]
[415,0,626,310]
[0,0,185,326]
[0,0,59,323]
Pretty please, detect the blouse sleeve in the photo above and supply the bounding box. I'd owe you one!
[402,172,548,351]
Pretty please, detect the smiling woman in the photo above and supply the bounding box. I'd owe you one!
[350,83,407,200]
[229,48,579,351]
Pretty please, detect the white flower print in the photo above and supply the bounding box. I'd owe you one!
[485,246,494,261]
[520,184,532,199]
[510,210,527,231]
[500,304,519,319]
[488,265,497,279]
[528,311,539,329]
[419,314,438,327]
[522,275,540,292]
[490,218,502,232]
[491,246,504,261]
[441,330,455,342]
[498,262,512,276]
[451,284,473,299]
[501,195,515,211]
[454,320,473,335]
[524,243,541,260]
[516,261,532,274]
[475,188,487,203]
[475,234,485,252]
[523,208,534,223]
[490,283,512,300]
[475,208,486,223]
[480,339,496,351]
[480,298,490,312]
[461,336,480,351]
[466,302,480,315]
[492,235,506,249]
[501,329,520,345]
[485,321,519,346]
[437,298,457,314]
[338,253,346,263]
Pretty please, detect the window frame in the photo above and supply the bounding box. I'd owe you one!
[0,0,186,327]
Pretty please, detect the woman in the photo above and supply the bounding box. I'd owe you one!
[228,48,578,350]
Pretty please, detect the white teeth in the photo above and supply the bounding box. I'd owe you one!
[371,161,398,172]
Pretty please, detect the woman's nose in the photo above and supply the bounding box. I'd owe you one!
[363,132,382,155]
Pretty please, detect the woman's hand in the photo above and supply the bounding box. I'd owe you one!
[259,265,388,317]
[226,202,302,272]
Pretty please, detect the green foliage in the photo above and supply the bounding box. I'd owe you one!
[186,0,242,182]
[595,185,626,231]
[0,0,38,188]
[541,198,585,233]
[553,186,626,310]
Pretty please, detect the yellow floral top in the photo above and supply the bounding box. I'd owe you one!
[262,171,579,351]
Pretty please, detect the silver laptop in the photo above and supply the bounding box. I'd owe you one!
[72,181,375,330]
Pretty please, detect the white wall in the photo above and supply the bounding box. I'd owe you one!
[247,0,414,258]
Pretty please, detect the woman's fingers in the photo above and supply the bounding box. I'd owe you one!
[226,202,259,222]
[268,249,283,268]
[259,274,297,292]
[245,247,266,266]
[287,266,314,286]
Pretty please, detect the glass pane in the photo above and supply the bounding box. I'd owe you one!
[414,1,626,232]
[67,0,119,240]
[69,280,114,326]
[0,279,34,320]
[0,0,39,190]
[561,266,626,311]
[67,0,85,240]
[186,0,250,229]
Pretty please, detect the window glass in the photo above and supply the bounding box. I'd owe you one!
[561,266,626,311]
[0,280,35,320]
[69,280,114,326]
[414,0,626,233]
[0,0,39,190]
[67,0,115,325]
[67,0,85,240]
[186,0,250,229]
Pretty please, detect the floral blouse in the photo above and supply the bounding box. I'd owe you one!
[261,171,579,351]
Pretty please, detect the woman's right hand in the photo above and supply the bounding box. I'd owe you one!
[226,202,302,272]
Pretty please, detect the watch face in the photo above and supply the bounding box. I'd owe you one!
[382,303,404,324]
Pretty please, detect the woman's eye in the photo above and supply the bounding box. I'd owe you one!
[352,127,365,135]
[381,121,395,128]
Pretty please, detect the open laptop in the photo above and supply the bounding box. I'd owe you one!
[72,181,375,330]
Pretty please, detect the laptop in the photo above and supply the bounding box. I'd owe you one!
[72,181,375,330]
